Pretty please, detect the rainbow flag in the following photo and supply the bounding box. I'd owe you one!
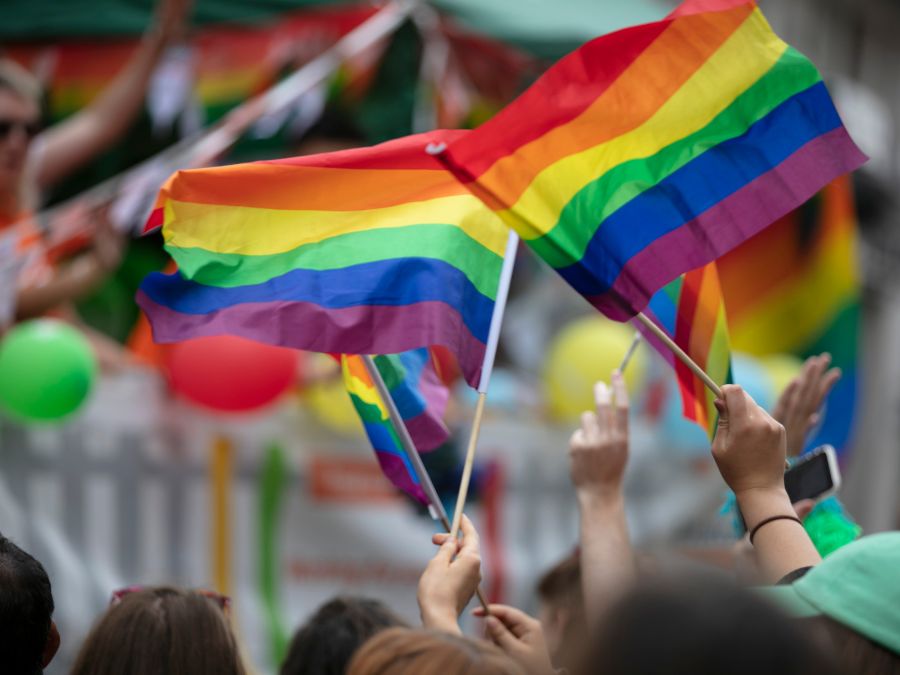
[136,130,510,388]
[718,176,860,454]
[438,0,866,322]
[341,350,449,504]
[643,263,732,437]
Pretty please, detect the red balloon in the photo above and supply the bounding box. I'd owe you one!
[164,336,301,413]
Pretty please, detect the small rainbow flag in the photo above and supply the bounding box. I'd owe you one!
[136,130,510,388]
[341,350,449,504]
[438,0,866,322]
[643,263,732,437]
[719,175,860,453]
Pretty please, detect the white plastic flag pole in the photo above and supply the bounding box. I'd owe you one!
[360,355,490,611]
[449,230,519,540]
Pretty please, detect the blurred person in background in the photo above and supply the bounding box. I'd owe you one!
[347,628,525,675]
[0,534,59,675]
[281,596,408,675]
[533,549,585,673]
[69,586,246,675]
[0,0,190,363]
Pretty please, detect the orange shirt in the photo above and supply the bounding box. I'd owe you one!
[0,210,53,290]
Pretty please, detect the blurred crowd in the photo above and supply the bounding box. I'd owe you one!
[2,360,899,674]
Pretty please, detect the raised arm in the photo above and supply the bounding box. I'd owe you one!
[712,385,822,582]
[569,372,635,626]
[34,0,192,189]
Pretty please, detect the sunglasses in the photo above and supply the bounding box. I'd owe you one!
[110,586,232,615]
[0,118,41,140]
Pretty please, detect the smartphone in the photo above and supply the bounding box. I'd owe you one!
[784,444,841,503]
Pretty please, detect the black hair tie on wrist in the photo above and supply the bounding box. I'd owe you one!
[749,514,803,544]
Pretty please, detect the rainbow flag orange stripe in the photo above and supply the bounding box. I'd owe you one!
[643,263,732,437]
[439,0,865,321]
[136,130,510,388]
[341,350,449,504]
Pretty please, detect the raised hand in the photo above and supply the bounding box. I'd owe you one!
[568,371,629,503]
[475,604,555,675]
[417,515,481,635]
[772,353,841,456]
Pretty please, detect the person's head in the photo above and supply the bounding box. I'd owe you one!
[0,534,59,675]
[0,61,40,204]
[280,596,407,675]
[764,532,900,674]
[70,586,246,675]
[347,627,524,675]
[535,550,585,669]
[585,574,841,675]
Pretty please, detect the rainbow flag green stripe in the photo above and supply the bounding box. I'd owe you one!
[440,0,866,322]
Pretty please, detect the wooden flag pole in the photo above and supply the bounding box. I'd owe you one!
[361,355,490,612]
[211,435,234,597]
[635,312,722,398]
[618,331,642,374]
[449,230,519,541]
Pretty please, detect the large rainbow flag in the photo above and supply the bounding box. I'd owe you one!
[341,349,449,504]
[136,130,510,388]
[438,0,866,322]
[718,176,860,454]
[643,263,732,437]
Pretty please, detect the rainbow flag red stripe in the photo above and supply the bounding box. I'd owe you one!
[643,263,732,437]
[341,350,449,504]
[136,130,510,388]
[439,0,865,321]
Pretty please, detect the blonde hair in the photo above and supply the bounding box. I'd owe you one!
[0,59,41,104]
[347,628,524,675]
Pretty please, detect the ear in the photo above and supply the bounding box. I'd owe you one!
[41,620,60,668]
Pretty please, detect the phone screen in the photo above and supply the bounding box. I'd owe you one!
[784,452,834,503]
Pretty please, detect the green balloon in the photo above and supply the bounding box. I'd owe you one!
[0,319,97,423]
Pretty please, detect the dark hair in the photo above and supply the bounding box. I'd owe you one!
[70,586,246,675]
[808,616,900,675]
[0,535,54,675]
[536,549,581,606]
[347,628,524,675]
[535,550,586,671]
[585,575,843,675]
[281,596,407,675]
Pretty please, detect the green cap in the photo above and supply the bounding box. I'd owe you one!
[760,533,900,654]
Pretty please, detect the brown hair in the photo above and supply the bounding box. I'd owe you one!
[536,550,586,671]
[70,587,247,675]
[811,616,900,675]
[0,60,40,105]
[347,628,524,675]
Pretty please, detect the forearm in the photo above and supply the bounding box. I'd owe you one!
[36,30,171,188]
[578,490,636,625]
[737,487,821,583]
[15,255,107,318]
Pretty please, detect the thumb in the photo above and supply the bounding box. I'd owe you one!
[793,499,816,521]
[485,616,520,653]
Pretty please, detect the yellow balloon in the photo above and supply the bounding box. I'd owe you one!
[543,316,647,423]
[301,355,364,437]
[760,353,805,399]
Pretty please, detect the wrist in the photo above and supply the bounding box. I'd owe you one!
[577,487,625,513]
[734,486,793,525]
[419,607,462,635]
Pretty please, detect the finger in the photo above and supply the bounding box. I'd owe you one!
[720,384,748,420]
[793,499,816,521]
[485,616,520,652]
[773,380,797,422]
[796,355,824,407]
[814,367,841,407]
[458,514,481,558]
[432,533,452,546]
[478,604,535,639]
[594,381,613,434]
[432,535,459,565]
[579,411,599,442]
[611,370,629,434]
